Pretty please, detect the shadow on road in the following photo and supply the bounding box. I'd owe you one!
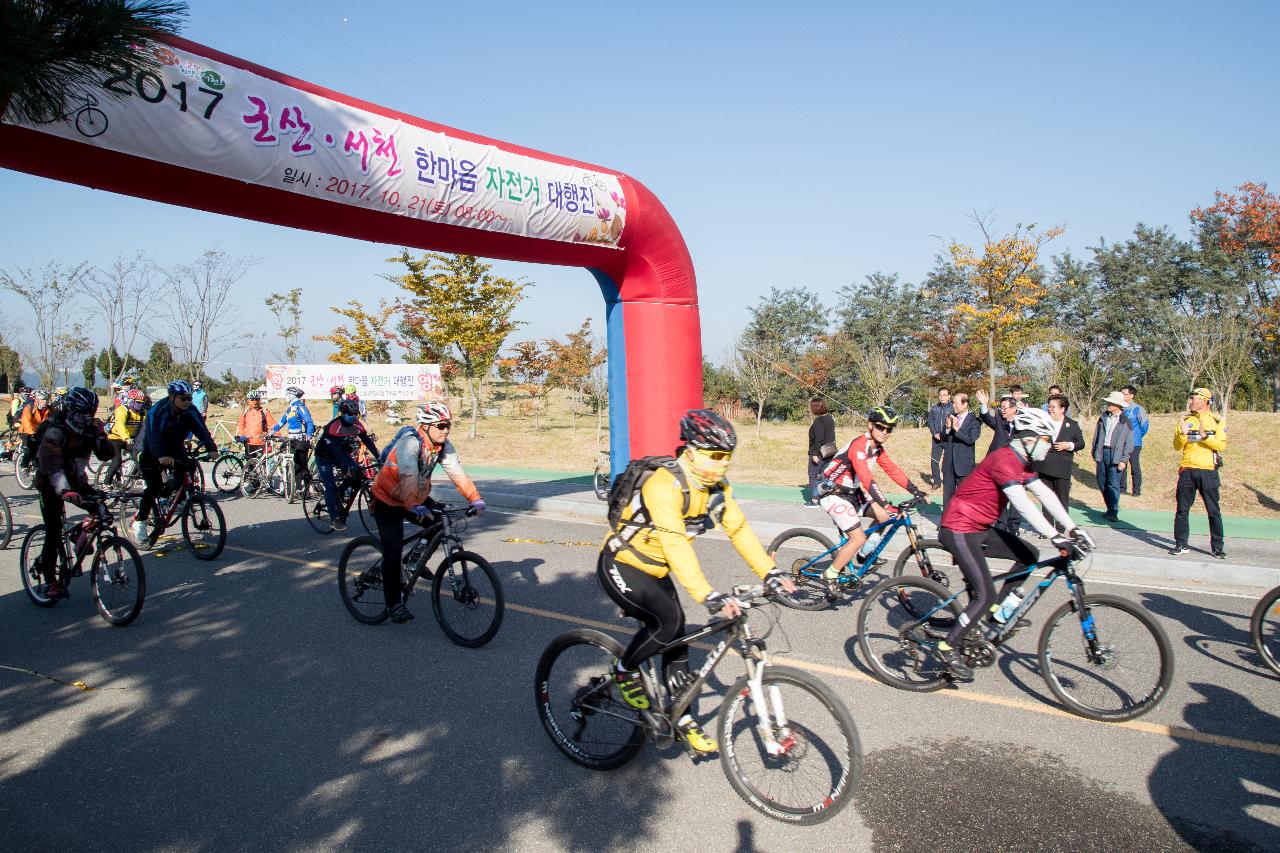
[1141,592,1280,685]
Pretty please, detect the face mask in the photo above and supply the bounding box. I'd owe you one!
[683,447,731,487]
[1019,436,1050,462]
[341,414,356,425]
[249,401,260,408]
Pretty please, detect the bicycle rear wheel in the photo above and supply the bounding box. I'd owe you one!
[535,629,645,770]
[592,463,610,501]
[15,451,35,489]
[240,460,266,498]
[718,666,862,824]
[1038,593,1173,721]
[892,537,964,592]
[856,576,959,692]
[91,535,145,625]
[18,525,58,607]
[182,495,226,560]
[354,486,375,537]
[768,528,837,611]
[1251,585,1280,677]
[337,537,394,624]
[431,550,504,647]
[0,491,11,550]
[212,454,244,494]
[302,481,333,534]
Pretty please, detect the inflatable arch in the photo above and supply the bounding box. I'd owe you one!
[0,36,702,474]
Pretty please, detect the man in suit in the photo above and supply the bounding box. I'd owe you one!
[975,388,1023,531]
[942,392,981,506]
[1034,393,1085,533]
[1091,391,1135,522]
[926,387,953,488]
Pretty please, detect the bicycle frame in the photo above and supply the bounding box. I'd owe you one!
[400,508,469,585]
[795,502,926,583]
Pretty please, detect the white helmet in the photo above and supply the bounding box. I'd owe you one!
[1012,407,1057,438]
[417,401,452,425]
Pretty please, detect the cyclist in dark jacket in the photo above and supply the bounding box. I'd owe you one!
[34,387,113,598]
[314,397,380,530]
[133,380,216,542]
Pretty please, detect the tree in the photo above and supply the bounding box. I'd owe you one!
[845,340,922,412]
[78,252,154,385]
[389,252,528,438]
[1203,311,1256,414]
[731,336,785,437]
[264,288,304,363]
[159,249,257,378]
[1164,310,1219,392]
[313,299,397,364]
[0,0,186,124]
[82,354,97,389]
[0,337,23,393]
[948,218,1064,396]
[545,319,606,431]
[742,286,827,419]
[501,340,552,429]
[0,261,88,387]
[52,324,92,386]
[586,352,610,445]
[143,340,175,385]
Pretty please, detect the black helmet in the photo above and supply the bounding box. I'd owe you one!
[867,405,899,426]
[338,398,361,416]
[63,387,98,414]
[286,386,304,398]
[678,408,737,452]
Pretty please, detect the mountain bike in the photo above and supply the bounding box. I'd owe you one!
[95,445,140,498]
[337,503,502,647]
[592,450,611,501]
[302,461,376,536]
[856,541,1173,722]
[535,584,861,824]
[18,498,145,625]
[0,490,11,550]
[122,456,226,560]
[1250,584,1280,677]
[767,496,940,610]
[240,437,290,499]
[210,440,249,493]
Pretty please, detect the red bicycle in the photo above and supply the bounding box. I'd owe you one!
[123,456,226,559]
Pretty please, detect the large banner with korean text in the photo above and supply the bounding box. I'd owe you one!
[3,43,627,247]
[264,364,442,401]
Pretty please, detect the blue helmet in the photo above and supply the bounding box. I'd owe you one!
[168,379,193,397]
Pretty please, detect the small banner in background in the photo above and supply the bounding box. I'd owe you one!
[264,364,441,400]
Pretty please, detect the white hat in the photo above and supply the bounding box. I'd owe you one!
[1102,391,1127,408]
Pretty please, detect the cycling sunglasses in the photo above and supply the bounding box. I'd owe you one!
[175,395,193,402]
[430,421,452,430]
[872,423,895,433]
[696,448,732,461]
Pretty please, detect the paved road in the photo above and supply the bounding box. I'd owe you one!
[0,475,1277,852]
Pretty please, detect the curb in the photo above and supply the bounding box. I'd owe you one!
[482,489,1280,592]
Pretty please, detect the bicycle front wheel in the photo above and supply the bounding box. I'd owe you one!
[431,550,503,647]
[302,481,333,534]
[768,528,837,611]
[892,537,964,592]
[182,495,226,560]
[534,629,645,770]
[856,576,959,692]
[91,535,145,625]
[240,461,265,498]
[15,452,35,489]
[354,486,375,538]
[211,455,244,494]
[0,491,11,550]
[1251,585,1280,677]
[718,665,862,824]
[1038,593,1173,722]
[18,525,57,607]
[337,537,393,624]
[592,464,610,501]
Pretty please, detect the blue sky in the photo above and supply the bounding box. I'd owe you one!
[2,1,1278,375]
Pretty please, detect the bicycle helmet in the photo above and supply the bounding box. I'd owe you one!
[678,408,737,452]
[344,383,357,395]
[246,391,262,402]
[338,398,361,416]
[34,389,49,401]
[126,388,146,413]
[168,379,193,397]
[286,386,304,398]
[867,405,899,426]
[63,387,99,434]
[417,401,452,425]
[329,385,344,397]
[1011,407,1057,438]
[193,380,203,390]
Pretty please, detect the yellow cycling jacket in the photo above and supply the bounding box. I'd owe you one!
[1173,410,1226,471]
[604,464,774,603]
[108,404,143,443]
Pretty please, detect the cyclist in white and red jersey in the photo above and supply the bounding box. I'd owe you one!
[817,406,925,593]
[936,407,1095,679]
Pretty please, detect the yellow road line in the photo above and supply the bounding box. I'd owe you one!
[219,544,1280,758]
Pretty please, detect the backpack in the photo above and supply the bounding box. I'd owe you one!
[819,447,855,496]
[379,425,420,465]
[606,456,723,566]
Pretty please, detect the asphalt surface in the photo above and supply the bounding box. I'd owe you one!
[0,472,1278,852]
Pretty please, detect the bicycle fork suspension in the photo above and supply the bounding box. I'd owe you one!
[744,659,794,756]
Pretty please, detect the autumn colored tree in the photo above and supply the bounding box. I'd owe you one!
[313,298,397,364]
[501,340,552,429]
[948,219,1063,397]
[545,319,606,431]
[389,252,528,438]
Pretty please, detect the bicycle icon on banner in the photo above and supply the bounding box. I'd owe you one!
[72,93,108,138]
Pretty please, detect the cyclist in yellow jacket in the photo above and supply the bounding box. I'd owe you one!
[1169,387,1227,558]
[599,409,795,754]
[101,389,146,486]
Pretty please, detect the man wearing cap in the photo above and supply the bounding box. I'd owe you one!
[1169,388,1227,558]
[1091,391,1134,522]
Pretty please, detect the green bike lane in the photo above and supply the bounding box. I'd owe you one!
[0,475,1276,851]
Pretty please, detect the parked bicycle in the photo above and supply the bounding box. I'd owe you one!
[210,439,249,494]
[1250,584,1280,677]
[535,584,861,824]
[592,450,611,501]
[122,455,226,560]
[240,437,291,499]
[856,540,1173,721]
[338,503,502,646]
[302,462,376,536]
[768,496,940,610]
[19,498,145,625]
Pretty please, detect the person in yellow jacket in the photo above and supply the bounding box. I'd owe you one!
[598,409,796,754]
[1169,387,1227,558]
[101,389,146,486]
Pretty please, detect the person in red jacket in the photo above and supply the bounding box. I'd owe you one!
[817,405,924,594]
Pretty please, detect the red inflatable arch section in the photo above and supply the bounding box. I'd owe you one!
[0,36,702,473]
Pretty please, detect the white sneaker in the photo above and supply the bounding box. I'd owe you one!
[131,520,148,541]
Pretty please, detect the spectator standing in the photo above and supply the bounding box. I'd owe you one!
[191,381,209,419]
[1091,392,1134,522]
[1008,384,1027,407]
[1120,385,1149,496]
[976,389,1023,531]
[1033,394,1084,533]
[1169,388,1227,558]
[926,387,953,488]
[942,392,981,506]
[804,397,835,506]
[1041,385,1063,413]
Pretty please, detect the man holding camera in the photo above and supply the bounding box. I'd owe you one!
[1169,387,1227,559]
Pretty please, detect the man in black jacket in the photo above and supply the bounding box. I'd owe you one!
[926,387,952,488]
[975,388,1023,530]
[1033,394,1085,533]
[942,392,982,506]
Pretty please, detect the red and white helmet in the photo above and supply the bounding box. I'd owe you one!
[417,401,452,425]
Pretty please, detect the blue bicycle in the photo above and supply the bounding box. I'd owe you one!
[767,497,950,611]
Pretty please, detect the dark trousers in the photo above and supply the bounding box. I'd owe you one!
[1174,468,1224,552]
[597,553,688,672]
[943,468,967,507]
[806,457,825,502]
[371,498,429,609]
[939,526,1039,646]
[102,438,130,485]
[1039,473,1072,532]
[930,439,946,486]
[1096,449,1123,514]
[316,454,360,521]
[289,437,312,484]
[1121,445,1143,495]
[35,483,66,582]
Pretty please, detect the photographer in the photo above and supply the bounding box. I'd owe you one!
[1169,387,1227,559]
